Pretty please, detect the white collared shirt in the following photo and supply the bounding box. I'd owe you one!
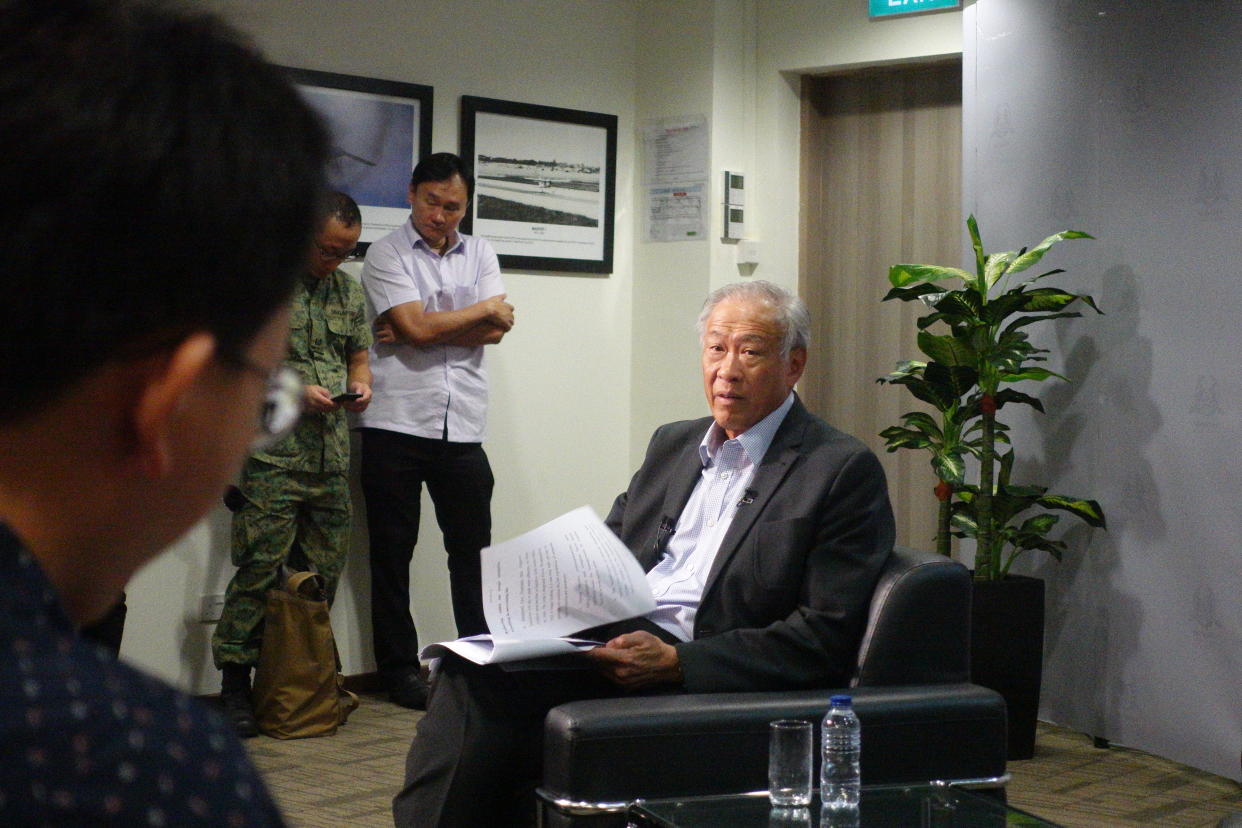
[357,222,504,442]
[644,393,796,641]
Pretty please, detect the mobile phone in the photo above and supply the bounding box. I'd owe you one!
[332,392,363,403]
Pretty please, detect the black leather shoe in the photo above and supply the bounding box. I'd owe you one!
[388,671,429,710]
[220,689,259,738]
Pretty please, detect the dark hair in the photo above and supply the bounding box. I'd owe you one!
[321,191,362,228]
[0,0,329,419]
[409,152,475,201]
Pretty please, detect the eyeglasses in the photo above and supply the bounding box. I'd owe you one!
[314,241,358,262]
[220,355,303,452]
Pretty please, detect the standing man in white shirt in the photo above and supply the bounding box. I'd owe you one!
[357,153,515,709]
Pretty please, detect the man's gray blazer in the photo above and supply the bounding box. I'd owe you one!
[606,396,895,694]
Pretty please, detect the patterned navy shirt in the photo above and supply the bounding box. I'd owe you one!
[0,523,285,826]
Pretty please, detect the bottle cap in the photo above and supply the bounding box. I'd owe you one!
[829,694,852,707]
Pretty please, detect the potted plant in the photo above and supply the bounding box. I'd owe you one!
[877,215,1107,759]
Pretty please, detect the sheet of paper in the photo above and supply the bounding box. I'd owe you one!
[641,116,709,185]
[418,506,656,665]
[482,505,656,639]
[646,182,707,242]
[419,635,602,665]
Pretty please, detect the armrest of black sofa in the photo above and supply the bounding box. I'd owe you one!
[539,682,1007,816]
[853,546,972,686]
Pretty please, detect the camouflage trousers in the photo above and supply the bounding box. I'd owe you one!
[211,459,351,668]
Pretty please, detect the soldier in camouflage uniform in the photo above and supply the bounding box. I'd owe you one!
[212,192,373,737]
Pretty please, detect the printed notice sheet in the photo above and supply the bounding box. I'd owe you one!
[641,115,709,242]
[419,506,656,665]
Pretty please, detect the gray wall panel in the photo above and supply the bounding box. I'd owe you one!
[964,0,1242,781]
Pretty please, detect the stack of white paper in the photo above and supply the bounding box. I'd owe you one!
[419,506,656,665]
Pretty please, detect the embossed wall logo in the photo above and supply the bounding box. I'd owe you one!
[1120,76,1151,124]
[1189,374,1221,429]
[991,104,1014,147]
[1193,583,1225,634]
[1194,161,1229,219]
[1191,578,1241,650]
[1047,184,1077,223]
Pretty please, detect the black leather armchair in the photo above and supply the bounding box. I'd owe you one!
[537,546,1008,826]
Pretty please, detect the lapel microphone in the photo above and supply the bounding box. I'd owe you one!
[653,516,676,553]
[737,489,757,507]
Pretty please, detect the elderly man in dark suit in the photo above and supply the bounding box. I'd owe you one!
[394,280,895,826]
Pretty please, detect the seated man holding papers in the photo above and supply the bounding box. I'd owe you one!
[395,280,895,826]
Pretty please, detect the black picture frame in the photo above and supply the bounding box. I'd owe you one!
[282,67,433,253]
[460,96,617,274]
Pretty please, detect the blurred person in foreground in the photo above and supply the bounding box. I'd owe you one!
[0,0,329,823]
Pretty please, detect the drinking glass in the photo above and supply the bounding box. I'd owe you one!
[768,719,813,807]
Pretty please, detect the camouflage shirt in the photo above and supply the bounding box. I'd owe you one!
[252,269,372,473]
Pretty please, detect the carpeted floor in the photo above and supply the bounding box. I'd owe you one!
[1006,723,1242,827]
[243,696,1242,827]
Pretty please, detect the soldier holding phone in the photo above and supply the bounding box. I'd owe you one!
[212,192,373,737]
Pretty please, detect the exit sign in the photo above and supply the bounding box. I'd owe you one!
[870,0,960,17]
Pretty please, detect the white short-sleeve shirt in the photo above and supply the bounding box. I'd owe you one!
[356,221,504,443]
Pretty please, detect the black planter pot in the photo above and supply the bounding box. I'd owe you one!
[970,575,1045,761]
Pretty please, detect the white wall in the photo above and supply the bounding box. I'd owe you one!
[121,0,963,694]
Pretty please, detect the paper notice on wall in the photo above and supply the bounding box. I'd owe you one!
[646,182,707,242]
[642,115,709,185]
[641,116,709,241]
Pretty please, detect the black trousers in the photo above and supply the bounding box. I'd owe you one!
[393,618,681,827]
[359,428,494,679]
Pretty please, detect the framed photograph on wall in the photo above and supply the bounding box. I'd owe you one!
[460,96,617,273]
[283,67,433,252]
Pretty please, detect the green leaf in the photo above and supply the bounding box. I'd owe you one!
[983,289,1034,324]
[892,376,958,411]
[999,367,1068,384]
[889,263,975,288]
[950,511,978,535]
[933,453,966,484]
[916,312,949,330]
[1004,483,1048,498]
[993,388,1046,413]
[924,362,978,397]
[1075,292,1104,314]
[984,251,1018,289]
[877,360,926,384]
[1036,495,1108,528]
[918,331,977,367]
[1001,311,1083,337]
[880,430,933,451]
[1007,230,1094,276]
[882,283,945,303]
[1005,535,1067,569]
[967,215,986,278]
[898,411,943,437]
[997,449,1015,488]
[933,290,984,322]
[1019,513,1060,536]
[1017,288,1084,312]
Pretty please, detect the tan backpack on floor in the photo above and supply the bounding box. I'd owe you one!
[251,571,359,739]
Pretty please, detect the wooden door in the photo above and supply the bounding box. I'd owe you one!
[799,61,962,550]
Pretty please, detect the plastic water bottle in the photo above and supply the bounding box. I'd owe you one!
[821,694,860,812]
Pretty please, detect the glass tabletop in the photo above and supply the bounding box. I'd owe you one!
[629,785,1061,827]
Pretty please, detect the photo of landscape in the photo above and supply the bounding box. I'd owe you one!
[473,112,605,228]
